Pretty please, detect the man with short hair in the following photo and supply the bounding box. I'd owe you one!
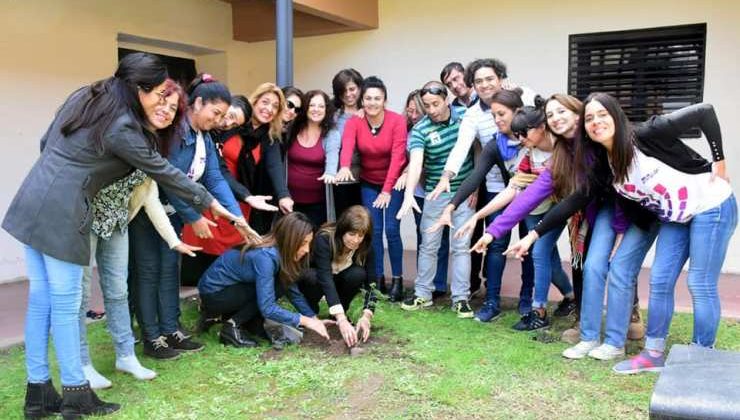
[429,58,536,323]
[440,62,477,109]
[397,81,475,318]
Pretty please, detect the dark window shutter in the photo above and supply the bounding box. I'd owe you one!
[568,23,706,137]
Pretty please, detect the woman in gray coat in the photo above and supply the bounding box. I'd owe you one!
[2,53,252,419]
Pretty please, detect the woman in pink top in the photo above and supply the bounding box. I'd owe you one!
[286,90,337,227]
[335,76,408,292]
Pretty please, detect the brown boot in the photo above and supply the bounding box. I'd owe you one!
[627,305,645,340]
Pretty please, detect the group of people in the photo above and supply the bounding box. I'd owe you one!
[3,52,735,419]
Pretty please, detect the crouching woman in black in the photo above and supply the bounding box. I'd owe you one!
[197,212,331,347]
[300,205,378,347]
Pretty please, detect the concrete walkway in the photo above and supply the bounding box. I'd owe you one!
[1,251,738,349]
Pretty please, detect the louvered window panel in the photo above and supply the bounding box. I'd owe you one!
[569,23,706,137]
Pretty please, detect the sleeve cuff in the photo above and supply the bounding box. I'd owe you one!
[328,304,345,316]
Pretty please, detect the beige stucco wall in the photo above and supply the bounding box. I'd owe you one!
[0,0,263,280]
[1,0,738,280]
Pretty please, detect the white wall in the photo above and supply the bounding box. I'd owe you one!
[241,0,740,272]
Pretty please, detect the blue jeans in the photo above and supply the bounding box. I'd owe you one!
[361,182,403,277]
[524,213,572,309]
[79,231,136,365]
[581,206,657,347]
[128,212,181,341]
[484,191,535,313]
[414,196,449,292]
[415,193,474,302]
[24,246,86,386]
[645,194,738,352]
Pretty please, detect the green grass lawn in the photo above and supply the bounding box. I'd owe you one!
[1,297,739,419]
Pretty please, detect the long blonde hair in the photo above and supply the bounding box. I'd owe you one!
[249,82,286,142]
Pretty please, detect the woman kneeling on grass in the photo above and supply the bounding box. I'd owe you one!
[300,205,378,348]
[197,212,332,347]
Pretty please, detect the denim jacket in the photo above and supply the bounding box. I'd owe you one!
[164,119,243,224]
[198,247,315,326]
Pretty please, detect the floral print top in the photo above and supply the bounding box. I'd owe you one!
[91,169,148,239]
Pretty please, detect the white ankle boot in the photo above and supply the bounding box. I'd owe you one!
[115,355,157,380]
[82,364,112,389]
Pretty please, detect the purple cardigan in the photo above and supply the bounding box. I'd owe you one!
[484,167,628,238]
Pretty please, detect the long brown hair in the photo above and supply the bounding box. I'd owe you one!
[578,92,634,185]
[241,212,314,287]
[545,94,583,199]
[319,205,372,267]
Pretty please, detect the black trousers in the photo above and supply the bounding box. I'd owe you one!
[333,183,362,219]
[200,283,261,326]
[299,265,366,314]
[181,252,218,287]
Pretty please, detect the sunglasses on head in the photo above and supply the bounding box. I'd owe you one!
[287,100,303,113]
[420,86,447,98]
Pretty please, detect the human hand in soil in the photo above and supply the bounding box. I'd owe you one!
[355,315,371,343]
[301,316,332,341]
[337,317,358,347]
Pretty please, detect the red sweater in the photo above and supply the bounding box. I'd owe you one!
[339,110,408,193]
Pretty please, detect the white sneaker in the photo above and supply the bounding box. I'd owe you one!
[116,355,157,380]
[562,340,599,359]
[82,364,112,389]
[588,343,625,361]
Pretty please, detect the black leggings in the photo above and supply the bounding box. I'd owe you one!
[200,283,261,326]
[299,265,366,314]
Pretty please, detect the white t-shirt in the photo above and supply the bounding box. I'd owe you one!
[187,130,207,182]
[613,148,731,223]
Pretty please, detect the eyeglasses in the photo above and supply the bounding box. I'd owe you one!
[420,86,447,98]
[287,100,303,113]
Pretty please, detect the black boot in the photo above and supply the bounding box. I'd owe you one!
[219,320,257,348]
[389,276,404,302]
[60,382,119,420]
[376,276,387,295]
[24,379,62,419]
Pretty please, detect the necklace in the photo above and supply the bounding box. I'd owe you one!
[366,117,384,136]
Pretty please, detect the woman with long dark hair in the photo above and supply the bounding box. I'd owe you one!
[330,69,365,217]
[2,53,242,419]
[78,80,204,389]
[285,89,338,227]
[582,94,734,373]
[467,102,575,330]
[198,212,332,347]
[129,74,255,360]
[300,205,378,347]
[335,76,408,294]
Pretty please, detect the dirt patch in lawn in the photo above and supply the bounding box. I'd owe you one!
[260,324,403,361]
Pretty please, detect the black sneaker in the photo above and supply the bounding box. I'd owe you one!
[166,330,205,352]
[553,297,577,317]
[453,300,474,319]
[512,310,550,331]
[143,336,180,360]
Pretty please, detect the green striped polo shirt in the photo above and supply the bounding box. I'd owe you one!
[408,106,473,193]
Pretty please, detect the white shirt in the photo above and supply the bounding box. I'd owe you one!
[614,148,732,223]
[187,130,207,182]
